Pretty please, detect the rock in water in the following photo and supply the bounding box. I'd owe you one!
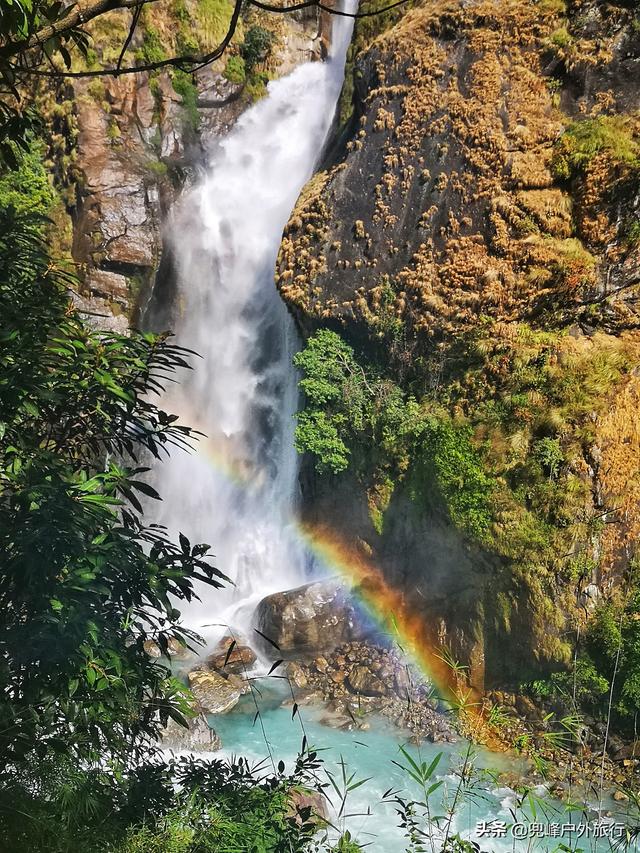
[206,644,257,674]
[161,714,222,752]
[346,665,387,697]
[188,670,241,714]
[255,580,363,656]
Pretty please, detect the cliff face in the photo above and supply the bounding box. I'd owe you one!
[276,0,640,689]
[52,2,327,330]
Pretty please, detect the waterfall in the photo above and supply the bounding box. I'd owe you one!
[148,9,354,645]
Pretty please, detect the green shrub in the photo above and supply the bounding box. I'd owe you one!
[410,417,494,540]
[0,139,55,217]
[223,55,246,84]
[172,70,200,133]
[240,25,274,70]
[549,656,609,706]
[552,116,639,181]
[532,437,564,479]
[136,26,167,65]
[294,330,493,539]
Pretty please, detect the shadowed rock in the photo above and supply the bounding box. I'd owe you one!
[346,665,387,697]
[161,713,222,752]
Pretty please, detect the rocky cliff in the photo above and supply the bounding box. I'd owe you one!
[276,0,640,691]
[44,0,329,331]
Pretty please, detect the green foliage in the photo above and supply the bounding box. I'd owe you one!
[195,0,236,50]
[549,656,609,706]
[240,26,275,70]
[224,55,246,84]
[0,752,325,853]
[624,218,640,247]
[549,25,572,48]
[295,409,351,474]
[586,589,640,719]
[172,70,200,134]
[532,437,564,479]
[410,418,494,540]
[136,26,168,66]
[293,330,367,473]
[0,138,55,217]
[294,330,493,538]
[0,207,227,769]
[552,116,639,181]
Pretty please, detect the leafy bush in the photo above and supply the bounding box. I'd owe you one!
[532,437,564,479]
[223,55,246,84]
[136,26,167,65]
[241,26,275,70]
[410,417,494,540]
[552,116,639,181]
[0,752,326,853]
[0,139,55,216]
[586,589,640,720]
[172,70,200,133]
[294,330,493,538]
[0,207,225,769]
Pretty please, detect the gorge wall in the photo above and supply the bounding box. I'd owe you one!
[276,0,640,691]
[43,0,329,331]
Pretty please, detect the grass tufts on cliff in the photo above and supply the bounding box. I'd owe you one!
[552,115,639,182]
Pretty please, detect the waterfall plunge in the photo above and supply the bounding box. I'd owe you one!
[149,10,354,645]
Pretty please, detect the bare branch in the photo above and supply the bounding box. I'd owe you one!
[0,0,160,60]
[4,0,411,80]
[117,3,144,71]
[248,0,411,19]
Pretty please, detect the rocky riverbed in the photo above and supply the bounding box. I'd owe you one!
[158,578,639,805]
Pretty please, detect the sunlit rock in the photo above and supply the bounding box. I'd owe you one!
[188,670,241,714]
[255,580,365,656]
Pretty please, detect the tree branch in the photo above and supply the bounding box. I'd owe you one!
[0,0,160,60]
[4,0,411,80]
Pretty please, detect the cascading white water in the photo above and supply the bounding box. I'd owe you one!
[150,9,354,645]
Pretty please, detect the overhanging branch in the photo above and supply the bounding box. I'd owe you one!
[4,0,411,80]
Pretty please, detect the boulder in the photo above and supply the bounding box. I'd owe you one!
[346,665,387,697]
[143,636,192,660]
[206,643,257,674]
[255,580,364,657]
[188,669,241,714]
[287,787,328,827]
[613,740,640,762]
[161,713,222,752]
[286,662,308,689]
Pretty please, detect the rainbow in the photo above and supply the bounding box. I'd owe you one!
[295,522,482,712]
[179,422,490,740]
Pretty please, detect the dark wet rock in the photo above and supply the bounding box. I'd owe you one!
[143,636,192,659]
[346,665,387,697]
[206,644,257,674]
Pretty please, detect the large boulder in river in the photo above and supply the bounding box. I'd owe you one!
[255,580,363,657]
[188,669,241,714]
